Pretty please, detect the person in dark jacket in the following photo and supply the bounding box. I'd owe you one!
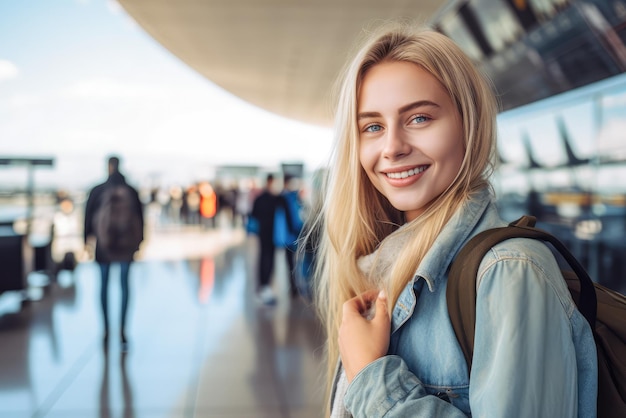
[84,155,144,351]
[273,175,304,298]
[250,174,297,305]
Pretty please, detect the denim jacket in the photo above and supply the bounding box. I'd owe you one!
[338,188,598,417]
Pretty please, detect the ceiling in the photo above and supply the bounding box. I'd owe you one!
[117,0,446,127]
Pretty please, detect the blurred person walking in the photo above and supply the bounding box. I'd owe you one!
[84,155,144,351]
[250,174,297,305]
[273,174,304,298]
[199,181,218,228]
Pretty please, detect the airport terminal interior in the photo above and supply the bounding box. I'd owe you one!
[4,0,626,417]
[0,223,326,417]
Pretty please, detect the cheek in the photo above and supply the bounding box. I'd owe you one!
[359,142,375,173]
[359,145,382,189]
[437,128,465,165]
[444,139,464,164]
[445,141,465,181]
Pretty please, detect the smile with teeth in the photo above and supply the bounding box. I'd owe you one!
[385,166,428,179]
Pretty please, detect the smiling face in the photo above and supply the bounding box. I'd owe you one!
[357,61,465,222]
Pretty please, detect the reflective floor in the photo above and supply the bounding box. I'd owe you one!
[0,227,326,417]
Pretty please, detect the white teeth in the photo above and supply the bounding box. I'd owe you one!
[386,166,427,179]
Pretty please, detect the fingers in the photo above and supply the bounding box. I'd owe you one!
[373,289,389,325]
[343,289,381,318]
[339,288,391,381]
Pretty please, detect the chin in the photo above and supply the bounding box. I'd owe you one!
[389,201,423,214]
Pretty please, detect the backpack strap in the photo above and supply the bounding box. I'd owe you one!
[446,215,597,374]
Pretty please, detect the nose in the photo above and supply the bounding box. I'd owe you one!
[382,126,411,160]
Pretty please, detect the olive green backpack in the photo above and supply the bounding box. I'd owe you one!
[447,215,626,417]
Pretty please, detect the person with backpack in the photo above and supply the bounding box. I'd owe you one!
[273,174,304,298]
[250,174,299,305]
[303,23,598,417]
[84,155,144,351]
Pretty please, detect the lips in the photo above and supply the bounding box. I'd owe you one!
[384,165,429,179]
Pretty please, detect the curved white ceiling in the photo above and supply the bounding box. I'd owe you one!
[117,0,444,126]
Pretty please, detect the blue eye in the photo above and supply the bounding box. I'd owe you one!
[365,124,382,133]
[411,115,430,124]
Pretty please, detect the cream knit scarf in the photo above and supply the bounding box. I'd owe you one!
[330,223,411,417]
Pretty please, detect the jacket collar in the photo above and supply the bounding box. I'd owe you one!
[389,188,494,334]
[414,188,493,293]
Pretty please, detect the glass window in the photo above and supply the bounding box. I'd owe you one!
[439,12,483,61]
[529,0,567,21]
[500,111,567,167]
[599,86,626,161]
[596,166,626,194]
[559,101,596,159]
[497,120,527,166]
[471,0,524,52]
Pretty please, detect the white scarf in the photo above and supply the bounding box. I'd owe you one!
[330,224,411,417]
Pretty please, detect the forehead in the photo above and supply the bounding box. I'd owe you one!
[358,61,451,110]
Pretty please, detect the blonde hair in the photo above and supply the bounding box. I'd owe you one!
[305,22,499,414]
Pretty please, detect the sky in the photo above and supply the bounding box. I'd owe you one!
[0,0,334,192]
[3,0,626,197]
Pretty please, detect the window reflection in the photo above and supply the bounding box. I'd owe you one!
[530,0,570,21]
[559,101,596,159]
[599,86,626,162]
[439,12,484,61]
[471,0,524,52]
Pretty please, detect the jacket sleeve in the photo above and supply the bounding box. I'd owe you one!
[131,186,144,241]
[251,195,260,220]
[344,356,468,417]
[83,187,98,242]
[469,250,582,417]
[278,194,299,236]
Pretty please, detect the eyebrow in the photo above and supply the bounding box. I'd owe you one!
[357,100,440,121]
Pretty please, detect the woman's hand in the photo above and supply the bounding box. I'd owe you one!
[339,289,391,382]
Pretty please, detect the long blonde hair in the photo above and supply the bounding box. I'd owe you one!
[304,22,499,413]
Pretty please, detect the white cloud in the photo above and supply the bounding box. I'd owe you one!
[0,60,18,82]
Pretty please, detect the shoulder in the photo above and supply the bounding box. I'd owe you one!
[477,237,575,316]
[286,190,301,204]
[86,182,107,202]
[90,182,107,193]
[124,183,140,196]
[484,237,556,269]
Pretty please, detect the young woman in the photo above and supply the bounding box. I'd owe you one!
[306,23,598,417]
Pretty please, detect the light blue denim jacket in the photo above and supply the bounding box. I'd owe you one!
[340,188,598,417]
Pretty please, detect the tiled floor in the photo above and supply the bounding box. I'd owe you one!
[0,227,326,417]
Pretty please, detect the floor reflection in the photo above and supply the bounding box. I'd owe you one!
[0,233,325,417]
[198,257,215,304]
[99,349,134,418]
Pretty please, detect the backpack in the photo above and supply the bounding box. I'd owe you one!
[447,215,626,418]
[274,191,303,247]
[94,184,143,260]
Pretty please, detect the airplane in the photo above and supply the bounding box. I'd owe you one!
[556,116,591,167]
